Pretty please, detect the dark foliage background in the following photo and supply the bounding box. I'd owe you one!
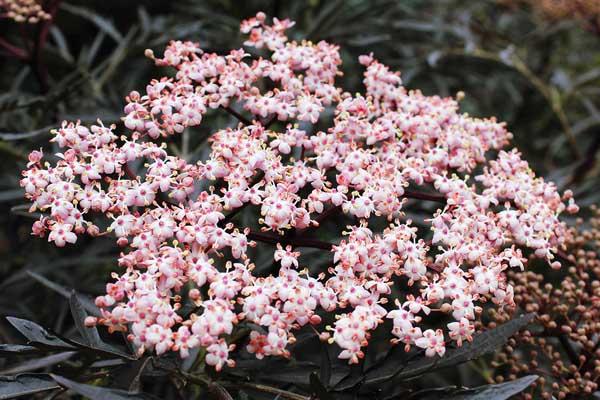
[1,0,599,399]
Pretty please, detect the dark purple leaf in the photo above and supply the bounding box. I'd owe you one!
[0,345,40,356]
[439,375,538,400]
[363,314,534,386]
[50,374,160,400]
[0,352,76,375]
[5,317,76,351]
[0,373,60,399]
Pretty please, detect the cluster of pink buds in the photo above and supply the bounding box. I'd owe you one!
[0,0,50,23]
[21,12,578,368]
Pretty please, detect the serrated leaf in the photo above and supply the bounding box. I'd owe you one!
[5,317,76,351]
[0,344,40,355]
[439,375,538,400]
[111,357,151,391]
[0,373,60,399]
[50,374,160,400]
[310,372,332,400]
[82,344,137,361]
[364,313,534,386]
[69,292,103,348]
[128,358,153,393]
[71,330,137,361]
[335,347,423,391]
[319,344,332,387]
[180,347,200,372]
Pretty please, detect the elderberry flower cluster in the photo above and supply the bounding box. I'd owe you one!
[0,0,50,23]
[21,12,578,369]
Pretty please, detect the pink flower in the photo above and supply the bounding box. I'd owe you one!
[415,329,446,357]
[48,223,77,247]
[447,318,474,347]
[205,339,235,371]
[274,244,300,269]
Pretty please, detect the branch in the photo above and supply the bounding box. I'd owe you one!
[248,230,333,250]
[30,0,61,94]
[403,189,446,203]
[311,205,342,228]
[0,37,29,60]
[221,105,252,126]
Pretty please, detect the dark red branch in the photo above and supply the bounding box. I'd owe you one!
[294,205,341,238]
[247,230,333,250]
[314,205,342,226]
[403,190,446,203]
[221,105,252,126]
[30,0,61,93]
[0,37,29,60]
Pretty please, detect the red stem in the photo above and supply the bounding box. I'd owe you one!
[247,230,333,250]
[31,0,61,93]
[0,37,29,60]
[403,189,446,203]
[221,105,252,126]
